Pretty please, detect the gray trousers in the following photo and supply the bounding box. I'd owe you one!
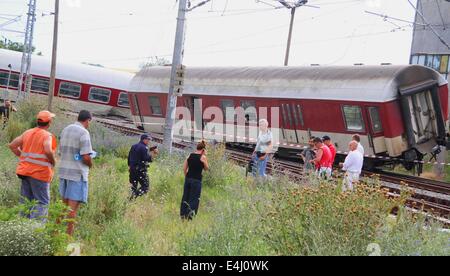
[20,176,50,221]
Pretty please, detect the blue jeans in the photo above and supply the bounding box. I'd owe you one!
[253,154,269,177]
[20,176,50,222]
[180,178,202,220]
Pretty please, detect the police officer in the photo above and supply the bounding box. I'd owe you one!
[128,134,158,198]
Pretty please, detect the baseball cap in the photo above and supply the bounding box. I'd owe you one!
[141,133,152,141]
[322,135,331,141]
[37,110,56,123]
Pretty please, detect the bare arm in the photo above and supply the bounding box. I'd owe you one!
[266,141,273,153]
[82,154,93,168]
[9,134,24,157]
[43,135,56,167]
[312,149,323,164]
[201,155,209,171]
[183,159,188,176]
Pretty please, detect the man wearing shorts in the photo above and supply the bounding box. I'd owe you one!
[58,110,93,236]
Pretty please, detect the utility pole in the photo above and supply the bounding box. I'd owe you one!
[285,7,296,66]
[18,0,37,101]
[4,64,12,101]
[162,0,188,153]
[162,0,211,153]
[278,0,316,66]
[48,0,59,112]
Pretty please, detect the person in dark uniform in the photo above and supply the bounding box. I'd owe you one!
[0,100,17,129]
[180,140,209,220]
[128,134,158,199]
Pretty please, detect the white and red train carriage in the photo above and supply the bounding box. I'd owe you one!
[128,65,449,171]
[0,49,134,118]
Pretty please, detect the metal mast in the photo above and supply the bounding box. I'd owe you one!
[48,0,60,112]
[162,0,212,153]
[18,0,37,100]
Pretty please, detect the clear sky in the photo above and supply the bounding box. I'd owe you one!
[0,0,417,70]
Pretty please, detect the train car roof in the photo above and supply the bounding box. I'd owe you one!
[0,49,134,90]
[129,65,448,103]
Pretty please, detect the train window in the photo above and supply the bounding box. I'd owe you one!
[433,55,441,71]
[240,100,257,122]
[291,104,299,127]
[410,55,418,65]
[368,107,383,133]
[117,92,130,107]
[31,77,49,94]
[281,104,288,128]
[0,72,19,88]
[89,87,111,104]
[296,105,305,127]
[417,55,426,66]
[149,96,162,116]
[285,104,294,126]
[441,56,449,73]
[221,99,235,122]
[425,55,433,68]
[342,105,365,132]
[448,56,450,73]
[59,82,81,98]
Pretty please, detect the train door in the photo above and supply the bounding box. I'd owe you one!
[133,94,144,130]
[409,90,436,143]
[365,106,385,154]
[240,100,257,144]
[279,101,299,144]
[186,96,203,138]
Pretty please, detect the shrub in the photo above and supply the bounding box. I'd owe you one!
[181,193,272,256]
[376,210,450,256]
[202,144,244,188]
[0,220,51,256]
[4,96,72,142]
[259,181,408,256]
[0,149,20,207]
[77,158,129,240]
[96,220,148,256]
[0,200,70,256]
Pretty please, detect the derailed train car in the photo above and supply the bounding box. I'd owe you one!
[0,49,134,118]
[128,65,449,172]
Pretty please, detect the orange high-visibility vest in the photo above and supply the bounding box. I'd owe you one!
[16,128,57,183]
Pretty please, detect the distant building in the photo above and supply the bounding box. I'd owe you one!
[410,0,450,80]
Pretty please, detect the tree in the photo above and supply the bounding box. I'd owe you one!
[0,38,41,55]
[139,56,171,69]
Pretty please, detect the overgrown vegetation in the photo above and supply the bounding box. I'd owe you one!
[0,97,448,256]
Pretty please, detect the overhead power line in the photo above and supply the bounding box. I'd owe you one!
[407,0,450,50]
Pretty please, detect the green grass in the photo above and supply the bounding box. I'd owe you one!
[0,97,449,256]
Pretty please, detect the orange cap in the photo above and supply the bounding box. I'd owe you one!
[37,110,56,123]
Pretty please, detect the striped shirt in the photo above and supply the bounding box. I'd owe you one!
[58,122,93,182]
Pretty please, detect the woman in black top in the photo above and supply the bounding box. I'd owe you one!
[180,140,209,220]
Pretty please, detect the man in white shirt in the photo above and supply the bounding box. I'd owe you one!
[352,134,365,156]
[340,141,364,191]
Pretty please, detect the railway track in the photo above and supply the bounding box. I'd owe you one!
[94,118,450,224]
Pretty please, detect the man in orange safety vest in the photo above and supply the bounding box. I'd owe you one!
[9,110,57,221]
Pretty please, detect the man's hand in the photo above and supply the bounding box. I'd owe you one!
[82,154,93,168]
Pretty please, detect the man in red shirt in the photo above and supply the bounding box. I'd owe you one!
[323,135,336,168]
[311,137,332,179]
